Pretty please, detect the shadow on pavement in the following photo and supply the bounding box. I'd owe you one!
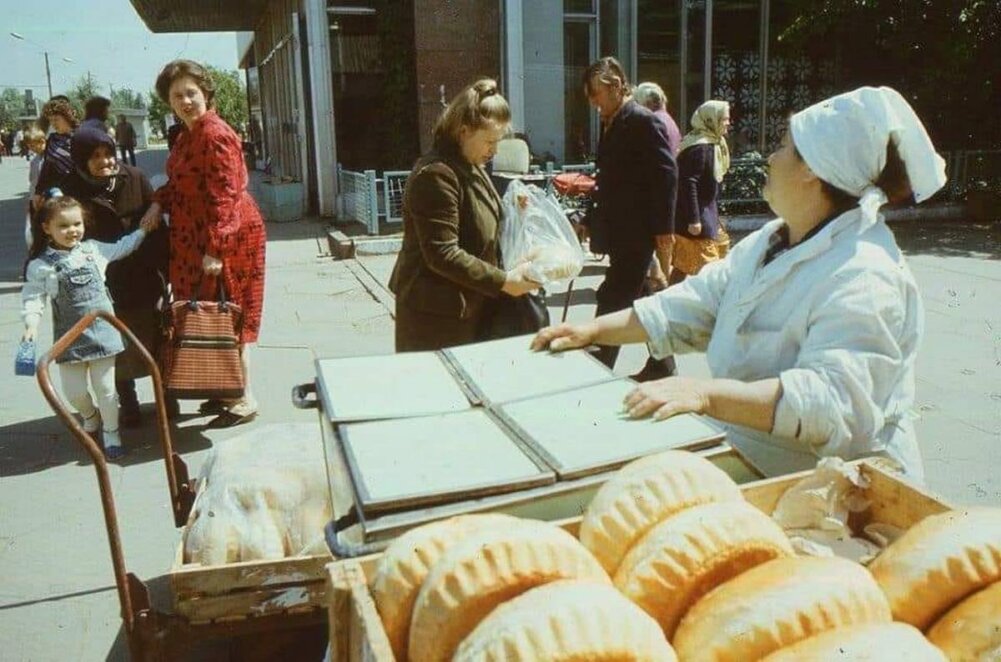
[895,221,1001,260]
[0,407,213,478]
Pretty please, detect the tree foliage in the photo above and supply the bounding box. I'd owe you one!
[146,66,248,136]
[0,88,30,130]
[66,75,101,119]
[778,0,1001,148]
[111,87,145,110]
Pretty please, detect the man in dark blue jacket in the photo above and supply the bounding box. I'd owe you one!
[582,57,678,380]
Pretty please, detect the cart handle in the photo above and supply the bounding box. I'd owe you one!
[291,381,318,409]
[35,310,195,633]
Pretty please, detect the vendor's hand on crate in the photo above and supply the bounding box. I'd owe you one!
[623,376,709,421]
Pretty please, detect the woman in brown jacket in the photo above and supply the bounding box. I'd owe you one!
[389,79,539,352]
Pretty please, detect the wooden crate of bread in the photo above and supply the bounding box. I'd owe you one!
[325,459,954,662]
[170,545,332,622]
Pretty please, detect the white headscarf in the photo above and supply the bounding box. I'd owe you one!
[789,86,946,233]
[678,100,731,182]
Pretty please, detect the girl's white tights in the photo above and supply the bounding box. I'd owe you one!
[60,357,119,433]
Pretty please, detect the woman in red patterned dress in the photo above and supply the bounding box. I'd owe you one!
[143,60,266,427]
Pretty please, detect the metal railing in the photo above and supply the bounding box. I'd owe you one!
[337,149,1001,235]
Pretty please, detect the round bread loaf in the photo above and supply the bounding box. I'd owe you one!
[408,520,610,662]
[370,514,522,661]
[453,580,677,661]
[868,507,1001,629]
[673,556,892,662]
[926,581,1001,662]
[761,623,947,661]
[615,500,794,639]
[580,450,743,575]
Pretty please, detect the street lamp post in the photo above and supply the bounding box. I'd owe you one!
[9,32,73,99]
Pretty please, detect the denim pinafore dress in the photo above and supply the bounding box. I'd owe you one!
[42,244,125,363]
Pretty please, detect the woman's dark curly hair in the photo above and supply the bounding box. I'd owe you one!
[41,97,79,131]
[155,59,216,107]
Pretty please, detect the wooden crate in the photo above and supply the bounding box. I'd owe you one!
[325,460,953,662]
[169,542,332,623]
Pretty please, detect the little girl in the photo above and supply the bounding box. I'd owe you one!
[21,192,160,459]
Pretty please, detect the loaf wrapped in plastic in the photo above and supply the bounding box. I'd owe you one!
[500,180,584,289]
[182,426,332,565]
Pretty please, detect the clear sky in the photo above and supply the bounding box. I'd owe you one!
[1,0,242,100]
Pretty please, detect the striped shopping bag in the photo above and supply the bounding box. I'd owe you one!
[161,286,245,400]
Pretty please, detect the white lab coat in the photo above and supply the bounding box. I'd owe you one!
[634,208,924,480]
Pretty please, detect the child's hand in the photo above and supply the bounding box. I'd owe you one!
[687,222,702,236]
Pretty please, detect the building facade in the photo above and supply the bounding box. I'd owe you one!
[131,0,840,218]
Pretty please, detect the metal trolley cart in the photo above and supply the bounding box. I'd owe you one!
[36,311,328,661]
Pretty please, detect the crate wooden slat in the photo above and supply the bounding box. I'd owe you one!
[326,460,954,661]
[180,577,328,623]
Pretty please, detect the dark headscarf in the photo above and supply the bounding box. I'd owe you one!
[70,124,122,199]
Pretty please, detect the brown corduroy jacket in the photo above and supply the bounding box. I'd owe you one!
[389,143,507,349]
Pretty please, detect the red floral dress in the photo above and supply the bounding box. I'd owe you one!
[155,111,266,343]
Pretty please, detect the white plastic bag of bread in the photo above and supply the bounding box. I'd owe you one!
[454,580,677,662]
[407,519,609,662]
[500,179,585,289]
[867,507,1001,630]
[672,556,893,661]
[614,500,795,639]
[182,433,331,565]
[760,623,947,661]
[579,450,744,576]
[926,581,1001,661]
[369,513,523,662]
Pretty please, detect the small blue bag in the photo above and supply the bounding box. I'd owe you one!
[15,340,36,376]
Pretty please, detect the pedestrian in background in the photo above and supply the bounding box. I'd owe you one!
[672,100,733,284]
[24,128,47,247]
[143,59,267,428]
[580,57,678,382]
[633,82,682,157]
[33,98,78,207]
[61,125,168,428]
[389,78,540,352]
[115,114,137,166]
[81,96,112,132]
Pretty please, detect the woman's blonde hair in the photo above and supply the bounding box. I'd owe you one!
[433,78,510,146]
[24,127,46,152]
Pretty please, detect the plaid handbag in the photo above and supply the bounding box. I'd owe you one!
[161,282,245,400]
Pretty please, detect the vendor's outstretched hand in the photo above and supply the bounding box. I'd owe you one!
[623,377,710,421]
[531,322,597,352]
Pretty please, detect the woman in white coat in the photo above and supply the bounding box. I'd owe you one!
[532,87,946,481]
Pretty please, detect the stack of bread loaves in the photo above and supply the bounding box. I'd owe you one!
[582,450,950,661]
[369,513,677,661]
[869,507,1001,661]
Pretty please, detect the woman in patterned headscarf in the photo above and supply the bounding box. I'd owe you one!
[671,100,732,284]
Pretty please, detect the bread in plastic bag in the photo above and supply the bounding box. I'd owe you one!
[500,180,584,289]
[183,424,332,565]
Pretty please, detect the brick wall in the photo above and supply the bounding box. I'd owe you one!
[413,0,502,152]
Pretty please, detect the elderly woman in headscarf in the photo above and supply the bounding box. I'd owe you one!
[534,87,946,481]
[61,124,169,427]
[670,100,732,285]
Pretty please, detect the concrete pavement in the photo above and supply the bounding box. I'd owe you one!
[0,145,999,660]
